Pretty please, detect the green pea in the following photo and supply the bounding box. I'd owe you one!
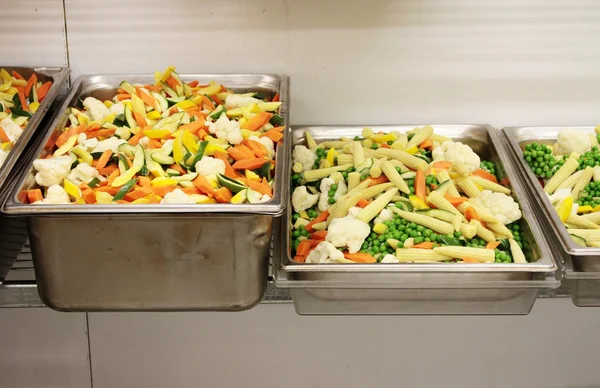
[414,237,424,244]
[454,231,461,238]
[372,246,380,253]
[292,213,299,221]
[298,225,305,231]
[379,235,386,242]
[371,143,379,150]
[401,234,409,241]
[293,230,301,238]
[328,197,336,204]
[301,229,310,236]
[393,231,401,239]
[328,189,336,197]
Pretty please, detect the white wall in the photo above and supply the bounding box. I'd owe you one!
[3,0,600,387]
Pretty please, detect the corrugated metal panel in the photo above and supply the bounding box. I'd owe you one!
[65,0,600,127]
[2,0,67,67]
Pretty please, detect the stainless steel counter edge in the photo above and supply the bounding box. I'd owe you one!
[2,73,290,216]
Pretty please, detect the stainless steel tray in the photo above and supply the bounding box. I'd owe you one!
[0,66,69,284]
[503,127,600,272]
[1,73,289,311]
[273,125,559,315]
[4,73,290,215]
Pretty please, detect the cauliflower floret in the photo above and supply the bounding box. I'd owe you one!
[258,194,271,203]
[83,97,111,122]
[195,156,225,176]
[292,145,316,172]
[555,129,592,156]
[67,163,103,185]
[0,149,9,167]
[33,185,71,204]
[374,208,394,225]
[249,135,275,158]
[138,136,149,149]
[381,254,399,263]
[225,94,261,109]
[326,215,370,254]
[0,118,23,142]
[292,186,319,213]
[92,137,127,153]
[207,114,242,145]
[109,102,125,116]
[305,241,345,264]
[432,141,480,174]
[77,133,99,152]
[33,156,73,187]
[160,189,197,204]
[479,190,522,225]
[318,178,348,212]
[347,206,362,218]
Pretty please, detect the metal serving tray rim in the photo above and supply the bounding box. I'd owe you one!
[0,66,69,193]
[2,73,290,216]
[503,126,600,256]
[277,124,557,274]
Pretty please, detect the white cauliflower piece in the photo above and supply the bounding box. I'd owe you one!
[33,156,72,187]
[77,133,99,152]
[317,178,348,212]
[479,190,522,225]
[432,141,480,174]
[34,185,70,204]
[195,156,225,176]
[138,136,149,149]
[347,206,362,218]
[92,137,126,153]
[0,118,23,142]
[109,102,125,116]
[292,186,319,213]
[571,203,580,217]
[83,97,111,122]
[207,114,242,145]
[381,254,399,263]
[292,145,316,172]
[160,189,197,204]
[67,163,103,185]
[258,194,271,203]
[225,94,261,109]
[374,208,394,225]
[249,135,275,158]
[0,149,9,167]
[555,129,592,156]
[326,214,371,254]
[305,241,345,264]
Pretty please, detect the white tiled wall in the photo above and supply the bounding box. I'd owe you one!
[4,0,600,387]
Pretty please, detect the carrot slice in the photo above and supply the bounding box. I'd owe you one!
[138,176,151,187]
[107,169,120,186]
[296,241,313,256]
[16,87,28,111]
[242,112,272,131]
[97,165,118,176]
[228,145,254,161]
[357,199,371,208]
[133,111,147,128]
[432,161,453,170]
[243,139,268,158]
[232,158,269,170]
[305,210,329,233]
[272,93,280,102]
[124,187,153,202]
[444,194,469,206]
[201,95,215,110]
[37,81,53,101]
[25,73,37,98]
[82,189,96,204]
[86,128,116,139]
[293,255,306,263]
[95,150,113,170]
[11,71,24,80]
[419,138,433,150]
[214,151,237,179]
[169,163,186,175]
[136,87,158,110]
[147,138,162,149]
[0,127,10,143]
[86,123,101,132]
[95,186,119,195]
[27,189,43,203]
[152,185,176,198]
[415,168,426,201]
[237,178,272,196]
[116,93,131,101]
[178,119,205,135]
[465,206,481,222]
[412,242,434,249]
[310,230,327,240]
[486,241,501,250]
[368,176,389,187]
[214,187,232,203]
[462,257,480,263]
[192,175,214,197]
[128,129,146,145]
[472,169,499,184]
[343,252,377,263]
[262,129,283,142]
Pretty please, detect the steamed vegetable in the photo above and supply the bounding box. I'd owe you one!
[0,69,53,168]
[523,126,600,247]
[24,66,284,205]
[291,126,532,264]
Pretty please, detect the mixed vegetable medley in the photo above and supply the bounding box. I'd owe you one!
[523,126,600,247]
[25,67,284,205]
[0,69,54,168]
[290,126,532,264]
